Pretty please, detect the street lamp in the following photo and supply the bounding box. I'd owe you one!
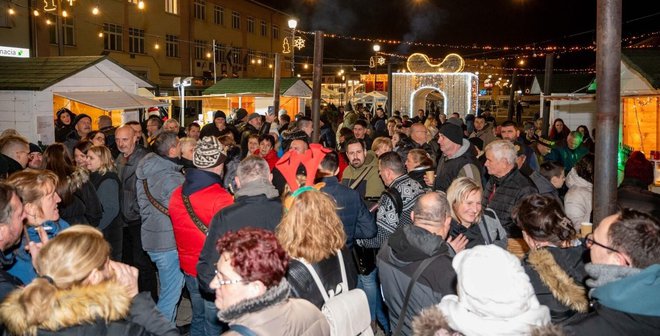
[288,19,298,77]
[173,76,193,126]
[372,44,381,94]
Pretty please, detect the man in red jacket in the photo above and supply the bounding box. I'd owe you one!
[169,136,234,336]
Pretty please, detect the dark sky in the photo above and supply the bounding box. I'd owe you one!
[259,0,659,71]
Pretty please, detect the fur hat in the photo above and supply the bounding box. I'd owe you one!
[193,136,227,169]
[439,123,463,145]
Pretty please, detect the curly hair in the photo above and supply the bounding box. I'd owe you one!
[216,228,289,288]
[276,189,346,264]
[512,194,577,246]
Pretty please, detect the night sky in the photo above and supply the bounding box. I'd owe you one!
[259,0,659,72]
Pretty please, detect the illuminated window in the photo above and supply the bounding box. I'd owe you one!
[165,0,178,14]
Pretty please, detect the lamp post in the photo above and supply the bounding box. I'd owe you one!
[288,19,298,77]
[372,44,381,95]
[173,77,193,125]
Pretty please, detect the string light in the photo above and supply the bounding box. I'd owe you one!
[61,9,68,17]
[33,9,39,16]
[46,19,53,25]
[138,1,145,10]
[98,32,103,38]
[154,43,159,49]
[92,6,99,15]
[8,7,15,15]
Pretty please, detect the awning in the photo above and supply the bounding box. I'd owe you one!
[54,91,168,110]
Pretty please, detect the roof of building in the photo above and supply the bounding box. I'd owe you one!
[203,78,312,96]
[622,48,660,89]
[0,56,151,91]
[533,74,596,94]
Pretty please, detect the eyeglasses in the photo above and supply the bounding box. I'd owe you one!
[583,233,620,253]
[213,270,246,287]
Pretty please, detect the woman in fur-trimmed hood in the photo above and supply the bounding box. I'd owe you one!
[0,226,178,336]
[513,194,589,323]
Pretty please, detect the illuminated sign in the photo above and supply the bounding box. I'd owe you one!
[0,46,30,58]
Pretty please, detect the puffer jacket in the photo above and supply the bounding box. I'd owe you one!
[523,247,589,323]
[482,166,537,238]
[287,247,358,309]
[116,146,148,225]
[377,224,457,336]
[219,279,330,336]
[0,282,179,336]
[169,168,233,277]
[136,152,184,252]
[564,168,593,229]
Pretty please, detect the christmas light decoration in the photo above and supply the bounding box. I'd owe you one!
[293,36,305,50]
[282,37,291,54]
[406,53,465,73]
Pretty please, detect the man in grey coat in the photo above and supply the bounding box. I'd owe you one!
[136,131,185,323]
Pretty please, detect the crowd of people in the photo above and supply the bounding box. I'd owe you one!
[0,104,658,336]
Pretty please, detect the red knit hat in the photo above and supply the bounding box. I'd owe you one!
[624,151,653,185]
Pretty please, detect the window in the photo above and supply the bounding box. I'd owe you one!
[231,11,240,29]
[165,0,178,14]
[103,23,123,51]
[129,28,145,54]
[166,34,179,57]
[272,25,279,39]
[260,20,267,37]
[194,40,207,60]
[49,16,76,45]
[213,5,224,25]
[231,49,242,71]
[193,0,205,20]
[247,17,254,33]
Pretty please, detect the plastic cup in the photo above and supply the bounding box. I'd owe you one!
[580,222,593,238]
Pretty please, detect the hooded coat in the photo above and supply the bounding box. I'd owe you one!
[377,224,457,336]
[0,282,179,336]
[523,247,589,323]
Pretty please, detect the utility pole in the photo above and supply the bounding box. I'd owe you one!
[507,69,517,120]
[311,31,324,144]
[542,54,554,137]
[273,53,282,114]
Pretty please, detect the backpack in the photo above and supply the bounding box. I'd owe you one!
[296,250,374,336]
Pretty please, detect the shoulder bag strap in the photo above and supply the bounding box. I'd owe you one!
[295,258,330,302]
[181,193,208,235]
[392,254,442,336]
[349,165,373,190]
[336,249,348,291]
[230,324,257,336]
[142,180,168,215]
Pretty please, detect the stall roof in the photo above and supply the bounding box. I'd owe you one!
[622,49,660,89]
[203,78,311,97]
[54,91,167,111]
[531,74,596,95]
[0,56,152,91]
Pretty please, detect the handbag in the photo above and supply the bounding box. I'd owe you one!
[351,245,378,275]
[297,250,374,336]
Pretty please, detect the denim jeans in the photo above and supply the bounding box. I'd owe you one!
[148,250,185,322]
[184,274,224,336]
[357,267,390,334]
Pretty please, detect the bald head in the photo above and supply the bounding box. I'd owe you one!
[410,123,428,144]
[411,191,452,239]
[115,125,138,155]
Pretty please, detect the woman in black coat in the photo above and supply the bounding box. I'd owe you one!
[513,194,590,323]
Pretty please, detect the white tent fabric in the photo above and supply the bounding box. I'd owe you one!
[54,91,168,110]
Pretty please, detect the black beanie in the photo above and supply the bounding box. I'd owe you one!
[213,110,226,120]
[439,123,463,145]
[72,113,91,127]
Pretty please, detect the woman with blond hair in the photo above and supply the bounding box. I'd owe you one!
[276,187,358,309]
[405,148,434,189]
[86,145,121,260]
[6,170,69,284]
[0,225,178,335]
[446,177,507,253]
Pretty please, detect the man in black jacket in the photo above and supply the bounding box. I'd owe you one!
[482,140,537,256]
[197,156,283,295]
[378,191,457,336]
[565,209,660,335]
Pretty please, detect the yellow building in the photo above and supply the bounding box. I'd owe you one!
[1,0,293,95]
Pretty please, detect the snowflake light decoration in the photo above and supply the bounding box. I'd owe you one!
[293,36,305,50]
[377,56,386,66]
